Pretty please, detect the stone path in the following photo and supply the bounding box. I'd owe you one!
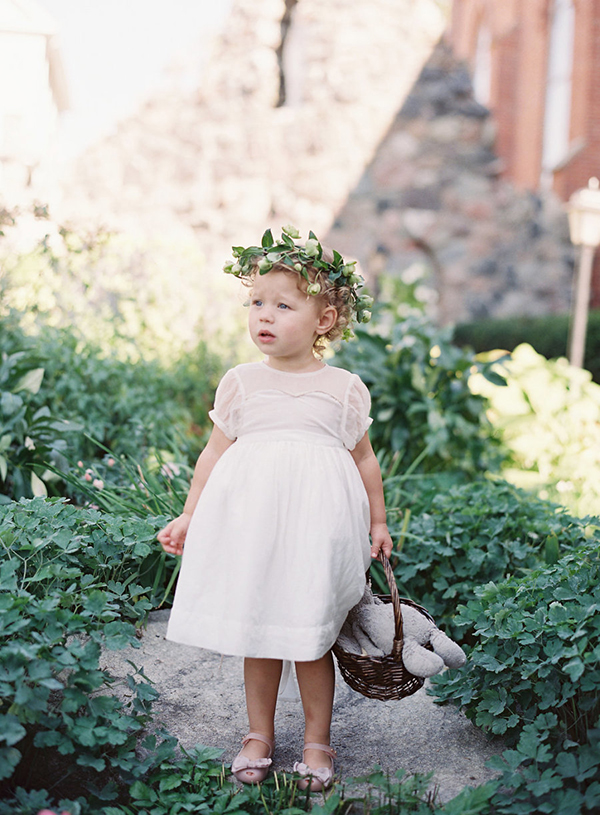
[101,610,502,804]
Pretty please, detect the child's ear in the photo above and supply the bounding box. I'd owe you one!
[316,306,337,335]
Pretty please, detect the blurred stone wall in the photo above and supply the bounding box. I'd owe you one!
[60,0,574,326]
[61,0,447,281]
[328,42,575,325]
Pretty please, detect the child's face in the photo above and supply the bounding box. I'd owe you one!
[248,270,335,370]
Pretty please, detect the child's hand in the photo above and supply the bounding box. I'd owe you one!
[157,513,192,556]
[370,522,393,560]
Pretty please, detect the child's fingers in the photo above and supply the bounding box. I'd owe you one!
[370,535,393,558]
[157,522,174,543]
[158,514,190,555]
[159,537,184,555]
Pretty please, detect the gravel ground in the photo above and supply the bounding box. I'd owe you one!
[101,610,502,804]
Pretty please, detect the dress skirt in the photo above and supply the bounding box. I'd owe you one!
[166,431,372,662]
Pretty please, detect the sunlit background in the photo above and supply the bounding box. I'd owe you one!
[1,0,600,518]
[36,0,233,162]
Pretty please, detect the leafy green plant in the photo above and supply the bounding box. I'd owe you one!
[453,309,600,384]
[0,350,79,501]
[431,537,600,815]
[0,214,239,365]
[378,478,589,641]
[66,447,192,519]
[333,313,506,477]
[432,537,600,740]
[470,343,600,517]
[0,317,221,465]
[0,498,167,792]
[0,312,224,509]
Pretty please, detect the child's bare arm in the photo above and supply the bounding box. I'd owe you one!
[350,432,393,559]
[157,425,234,555]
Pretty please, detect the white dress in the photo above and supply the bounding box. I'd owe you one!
[166,361,373,662]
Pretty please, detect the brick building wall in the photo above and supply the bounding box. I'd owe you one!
[449,0,600,304]
[449,0,600,199]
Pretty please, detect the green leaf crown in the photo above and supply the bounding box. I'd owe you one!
[223,225,372,337]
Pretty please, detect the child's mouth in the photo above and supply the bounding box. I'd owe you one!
[259,331,275,340]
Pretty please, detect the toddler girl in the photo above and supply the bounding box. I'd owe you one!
[158,226,393,791]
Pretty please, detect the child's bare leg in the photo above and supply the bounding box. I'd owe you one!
[241,657,282,760]
[295,651,335,769]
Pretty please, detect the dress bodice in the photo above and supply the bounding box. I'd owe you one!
[209,362,372,450]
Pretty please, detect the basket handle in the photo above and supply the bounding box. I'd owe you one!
[377,552,404,661]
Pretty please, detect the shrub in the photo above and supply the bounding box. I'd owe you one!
[431,536,600,814]
[333,314,506,477]
[0,314,222,466]
[0,313,225,508]
[0,214,239,365]
[470,343,600,518]
[0,346,79,501]
[378,477,589,641]
[0,498,167,804]
[453,309,600,384]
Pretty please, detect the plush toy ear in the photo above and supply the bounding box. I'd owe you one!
[402,640,444,677]
[429,630,467,669]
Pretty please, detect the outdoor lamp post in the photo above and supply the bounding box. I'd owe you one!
[567,177,600,368]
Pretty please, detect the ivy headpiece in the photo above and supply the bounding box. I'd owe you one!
[223,225,372,336]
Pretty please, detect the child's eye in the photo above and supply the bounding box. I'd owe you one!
[252,299,263,307]
[278,303,290,310]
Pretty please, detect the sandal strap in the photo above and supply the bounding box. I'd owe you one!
[303,742,336,758]
[242,732,275,752]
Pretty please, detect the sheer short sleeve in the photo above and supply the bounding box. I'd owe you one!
[342,375,373,450]
[208,369,243,440]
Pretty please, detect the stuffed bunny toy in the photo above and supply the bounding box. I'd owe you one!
[336,584,466,678]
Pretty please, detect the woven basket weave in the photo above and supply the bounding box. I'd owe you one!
[332,552,435,701]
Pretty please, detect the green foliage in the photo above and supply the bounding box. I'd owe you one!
[379,478,590,641]
[431,537,600,815]
[0,346,80,501]
[0,313,222,468]
[453,309,600,384]
[0,311,224,512]
[333,314,505,477]
[470,343,600,517]
[432,538,600,740]
[0,214,239,364]
[66,448,192,522]
[0,498,171,803]
[342,767,437,814]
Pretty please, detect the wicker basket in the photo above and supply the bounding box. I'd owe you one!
[332,552,436,701]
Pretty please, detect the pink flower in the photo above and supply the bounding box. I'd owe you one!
[84,472,92,482]
[92,478,104,489]
[107,457,115,467]
[160,462,181,479]
[77,460,83,468]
